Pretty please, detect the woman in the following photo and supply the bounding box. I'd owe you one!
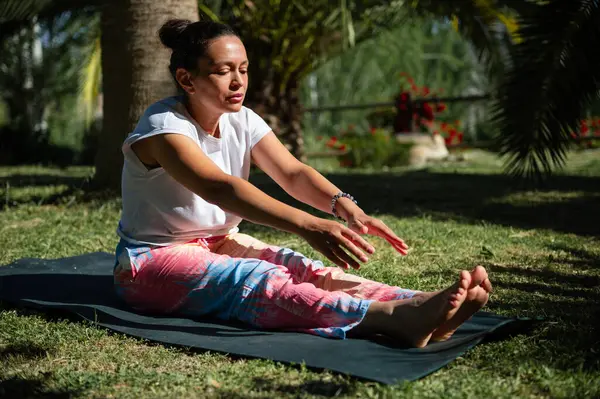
[114,19,492,347]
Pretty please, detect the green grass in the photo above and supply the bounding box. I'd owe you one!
[1,150,600,398]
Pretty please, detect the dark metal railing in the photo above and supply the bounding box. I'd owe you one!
[303,94,490,113]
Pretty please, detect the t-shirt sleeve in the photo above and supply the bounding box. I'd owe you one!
[122,100,197,173]
[246,107,273,149]
[124,102,195,149]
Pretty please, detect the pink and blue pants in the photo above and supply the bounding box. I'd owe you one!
[114,233,418,338]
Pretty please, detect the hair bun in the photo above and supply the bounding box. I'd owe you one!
[159,19,192,49]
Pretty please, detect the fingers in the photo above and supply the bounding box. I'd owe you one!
[376,222,408,249]
[368,220,409,255]
[336,235,369,264]
[330,246,361,270]
[342,227,375,255]
[385,236,409,255]
[352,219,369,235]
[319,245,354,269]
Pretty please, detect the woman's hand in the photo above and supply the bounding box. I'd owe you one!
[298,217,376,270]
[346,210,409,255]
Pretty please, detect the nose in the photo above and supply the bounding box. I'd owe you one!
[230,70,244,90]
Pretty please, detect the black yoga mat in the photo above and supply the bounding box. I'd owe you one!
[0,252,532,384]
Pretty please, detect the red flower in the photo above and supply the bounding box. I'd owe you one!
[399,104,408,110]
[326,137,338,148]
[457,132,464,143]
[570,132,578,139]
[370,127,377,135]
[422,87,430,96]
[581,125,590,136]
[400,93,408,101]
[441,122,449,131]
[422,103,434,120]
[454,120,461,126]
[411,84,418,92]
[444,136,452,145]
[436,103,447,112]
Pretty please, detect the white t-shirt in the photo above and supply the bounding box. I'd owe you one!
[117,96,272,246]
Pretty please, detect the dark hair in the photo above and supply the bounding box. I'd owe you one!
[159,19,239,82]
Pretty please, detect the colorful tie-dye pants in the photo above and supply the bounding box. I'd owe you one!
[114,233,418,338]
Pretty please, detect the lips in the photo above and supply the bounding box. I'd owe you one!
[227,93,244,104]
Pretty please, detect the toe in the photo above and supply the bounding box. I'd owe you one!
[470,265,487,287]
[459,270,471,290]
[482,278,493,293]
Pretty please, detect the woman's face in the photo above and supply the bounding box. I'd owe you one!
[179,35,249,114]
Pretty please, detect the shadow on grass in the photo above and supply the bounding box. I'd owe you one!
[547,243,600,271]
[0,173,117,210]
[251,377,355,397]
[485,257,600,371]
[1,168,599,236]
[0,375,81,398]
[250,170,600,237]
[415,239,600,372]
[0,174,89,188]
[0,342,53,362]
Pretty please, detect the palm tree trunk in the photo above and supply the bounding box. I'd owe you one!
[93,0,198,191]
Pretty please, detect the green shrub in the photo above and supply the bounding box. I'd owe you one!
[321,126,412,169]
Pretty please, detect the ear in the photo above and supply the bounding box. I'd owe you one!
[175,68,195,94]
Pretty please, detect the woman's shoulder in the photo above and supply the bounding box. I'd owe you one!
[143,96,188,120]
[136,96,194,132]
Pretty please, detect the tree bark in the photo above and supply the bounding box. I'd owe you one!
[93,0,198,191]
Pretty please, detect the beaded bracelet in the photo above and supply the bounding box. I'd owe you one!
[331,191,357,220]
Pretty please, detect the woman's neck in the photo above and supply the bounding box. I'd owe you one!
[184,96,221,138]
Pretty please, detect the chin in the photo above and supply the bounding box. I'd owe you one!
[224,103,244,113]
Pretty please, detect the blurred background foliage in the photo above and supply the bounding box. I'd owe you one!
[299,17,493,150]
[0,9,100,166]
[0,0,599,178]
[0,8,492,163]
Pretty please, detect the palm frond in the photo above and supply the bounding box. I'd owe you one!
[493,0,600,177]
[407,0,520,79]
[0,0,51,21]
[0,0,102,40]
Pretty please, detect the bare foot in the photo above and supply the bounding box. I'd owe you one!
[384,270,470,348]
[430,266,492,342]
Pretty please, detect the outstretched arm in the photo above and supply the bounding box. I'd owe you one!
[252,132,408,255]
[132,133,374,269]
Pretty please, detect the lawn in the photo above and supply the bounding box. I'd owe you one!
[1,149,599,398]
